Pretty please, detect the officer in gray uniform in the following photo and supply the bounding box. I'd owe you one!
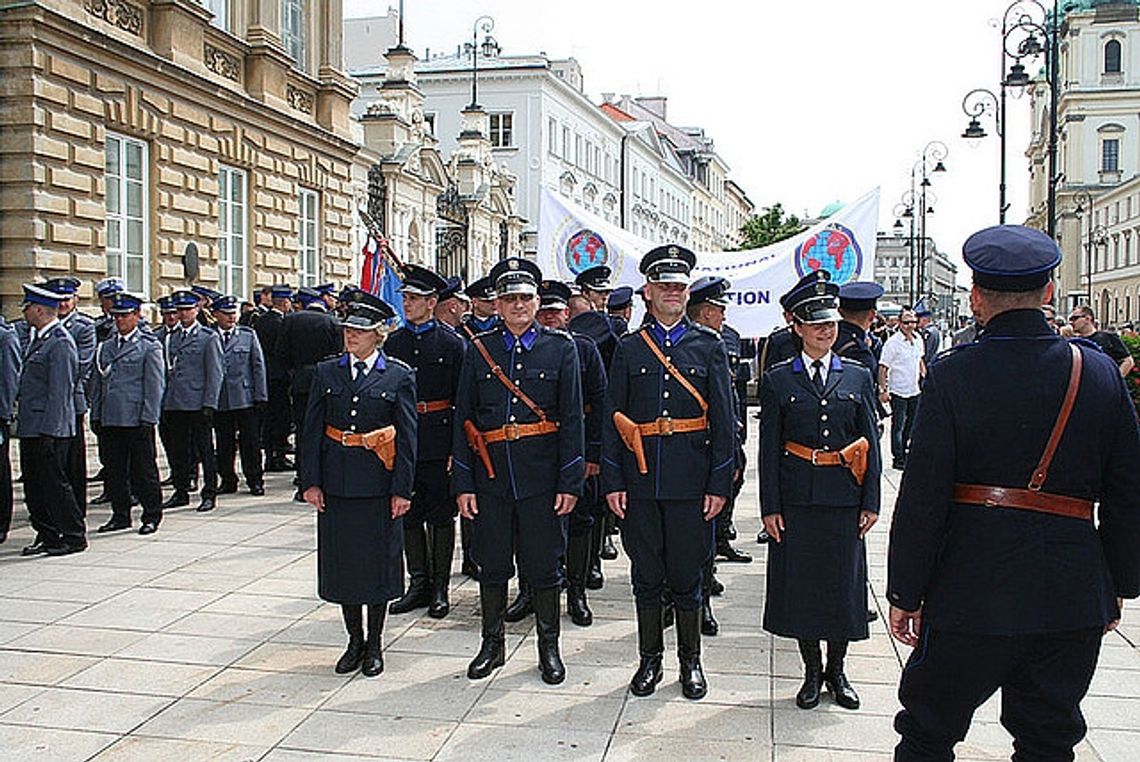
[89,292,166,534]
[42,277,96,515]
[16,284,84,556]
[0,315,21,543]
[211,295,268,496]
[161,290,224,513]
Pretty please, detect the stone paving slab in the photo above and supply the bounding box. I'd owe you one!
[0,428,1138,761]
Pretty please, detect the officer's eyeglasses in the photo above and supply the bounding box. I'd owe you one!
[901,319,917,325]
[1067,314,1087,323]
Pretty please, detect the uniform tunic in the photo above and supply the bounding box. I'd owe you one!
[300,352,417,604]
[760,354,881,640]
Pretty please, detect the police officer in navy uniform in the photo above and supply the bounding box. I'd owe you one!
[607,286,634,334]
[537,280,607,626]
[433,276,469,331]
[300,291,417,678]
[41,277,96,517]
[16,284,85,556]
[211,295,268,496]
[603,245,736,701]
[161,290,224,513]
[0,315,21,543]
[255,285,294,472]
[760,272,882,712]
[453,257,585,686]
[278,286,344,501]
[459,276,500,341]
[576,265,613,312]
[888,226,1140,760]
[89,292,166,535]
[385,265,466,619]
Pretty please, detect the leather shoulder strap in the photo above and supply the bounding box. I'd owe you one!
[472,337,548,421]
[1028,343,1082,491]
[638,329,708,413]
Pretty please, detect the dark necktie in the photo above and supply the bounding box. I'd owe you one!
[811,359,825,393]
[354,360,367,387]
[118,336,127,351]
[223,331,231,347]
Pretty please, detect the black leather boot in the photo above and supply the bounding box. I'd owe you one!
[361,605,385,677]
[796,639,824,709]
[661,594,675,629]
[504,579,533,623]
[676,608,708,700]
[700,562,718,636]
[389,526,431,614]
[533,586,566,685]
[715,539,753,563]
[629,606,664,696]
[335,605,365,674]
[825,640,860,709]
[600,521,618,560]
[587,522,605,589]
[460,518,479,578]
[467,583,507,680]
[565,533,593,627]
[427,523,454,619]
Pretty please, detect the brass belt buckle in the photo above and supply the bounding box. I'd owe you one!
[416,402,427,414]
[656,416,674,436]
[503,423,521,441]
[340,430,351,446]
[811,449,822,466]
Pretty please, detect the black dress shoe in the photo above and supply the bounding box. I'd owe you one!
[756,528,771,544]
[726,521,737,541]
[293,489,306,503]
[629,655,663,696]
[249,485,265,496]
[361,641,384,677]
[45,542,87,557]
[600,535,618,560]
[335,637,365,674]
[825,670,860,709]
[196,497,215,512]
[709,576,724,597]
[796,669,824,709]
[90,491,111,506]
[161,492,190,509]
[138,522,158,536]
[867,608,879,623]
[217,481,238,495]
[586,561,604,590]
[97,520,131,533]
[20,540,53,556]
[715,541,753,563]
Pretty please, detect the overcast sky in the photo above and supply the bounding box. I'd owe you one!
[345,1,1039,283]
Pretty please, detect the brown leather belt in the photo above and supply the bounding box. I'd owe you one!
[482,420,559,444]
[952,484,1093,521]
[785,441,845,466]
[783,437,871,485]
[636,415,707,437]
[416,399,451,414]
[324,424,396,470]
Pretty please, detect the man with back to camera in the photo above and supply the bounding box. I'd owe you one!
[888,225,1140,760]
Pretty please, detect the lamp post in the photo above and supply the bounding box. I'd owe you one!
[894,198,916,306]
[467,15,498,110]
[912,141,948,307]
[961,88,1006,223]
[1074,190,1107,308]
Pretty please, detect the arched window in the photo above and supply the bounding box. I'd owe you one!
[1105,39,1123,74]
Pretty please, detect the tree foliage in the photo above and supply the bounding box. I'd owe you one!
[738,203,806,250]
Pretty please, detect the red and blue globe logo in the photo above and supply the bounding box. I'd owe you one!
[564,229,608,275]
[794,224,862,285]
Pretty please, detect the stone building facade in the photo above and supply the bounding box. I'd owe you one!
[0,0,358,315]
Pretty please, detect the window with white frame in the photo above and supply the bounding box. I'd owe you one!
[562,126,570,160]
[489,113,513,147]
[548,117,557,155]
[280,0,305,70]
[105,133,149,295]
[218,166,247,297]
[298,188,319,286]
[200,0,228,31]
[1103,138,1120,173]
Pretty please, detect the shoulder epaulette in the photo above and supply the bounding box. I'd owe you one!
[838,355,868,369]
[471,328,499,341]
[691,323,718,337]
[540,326,573,341]
[388,356,412,371]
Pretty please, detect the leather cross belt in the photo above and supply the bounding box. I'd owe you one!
[952,484,1093,521]
[636,415,707,437]
[415,399,451,414]
[482,420,559,444]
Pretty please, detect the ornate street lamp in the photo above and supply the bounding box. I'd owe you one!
[894,197,917,306]
[910,141,948,307]
[1074,190,1107,307]
[961,88,1006,222]
[468,15,499,110]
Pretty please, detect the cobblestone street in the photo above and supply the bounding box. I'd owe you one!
[0,427,1138,761]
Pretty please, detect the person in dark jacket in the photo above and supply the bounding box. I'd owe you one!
[301,291,416,678]
[888,225,1140,761]
[453,257,585,686]
[603,245,736,701]
[0,315,20,543]
[385,265,465,619]
[760,271,881,712]
[255,285,294,472]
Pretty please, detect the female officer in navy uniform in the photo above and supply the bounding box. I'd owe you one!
[300,291,417,678]
[760,272,881,711]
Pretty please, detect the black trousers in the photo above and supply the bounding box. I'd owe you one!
[473,491,566,589]
[262,377,291,458]
[164,410,217,498]
[214,407,263,489]
[0,425,11,535]
[19,436,84,547]
[103,426,163,525]
[890,394,919,465]
[895,626,1103,762]
[622,498,715,612]
[291,389,310,479]
[65,414,87,516]
[406,460,456,528]
[568,473,601,537]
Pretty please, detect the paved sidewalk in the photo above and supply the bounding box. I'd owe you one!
[0,429,1138,761]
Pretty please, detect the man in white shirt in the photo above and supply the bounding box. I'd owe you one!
[879,310,925,470]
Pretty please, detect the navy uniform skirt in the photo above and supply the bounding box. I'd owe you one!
[317,495,405,605]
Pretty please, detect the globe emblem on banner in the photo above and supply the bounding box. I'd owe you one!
[564,229,608,275]
[794,224,863,285]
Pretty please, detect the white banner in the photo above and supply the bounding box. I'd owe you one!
[538,187,880,337]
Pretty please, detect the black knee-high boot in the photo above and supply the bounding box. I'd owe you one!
[362,605,386,677]
[566,532,593,627]
[700,560,719,636]
[468,583,507,679]
[825,639,859,709]
[428,522,455,619]
[389,525,431,614]
[336,604,365,674]
[796,639,823,709]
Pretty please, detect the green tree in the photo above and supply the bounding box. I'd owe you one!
[738,203,806,249]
